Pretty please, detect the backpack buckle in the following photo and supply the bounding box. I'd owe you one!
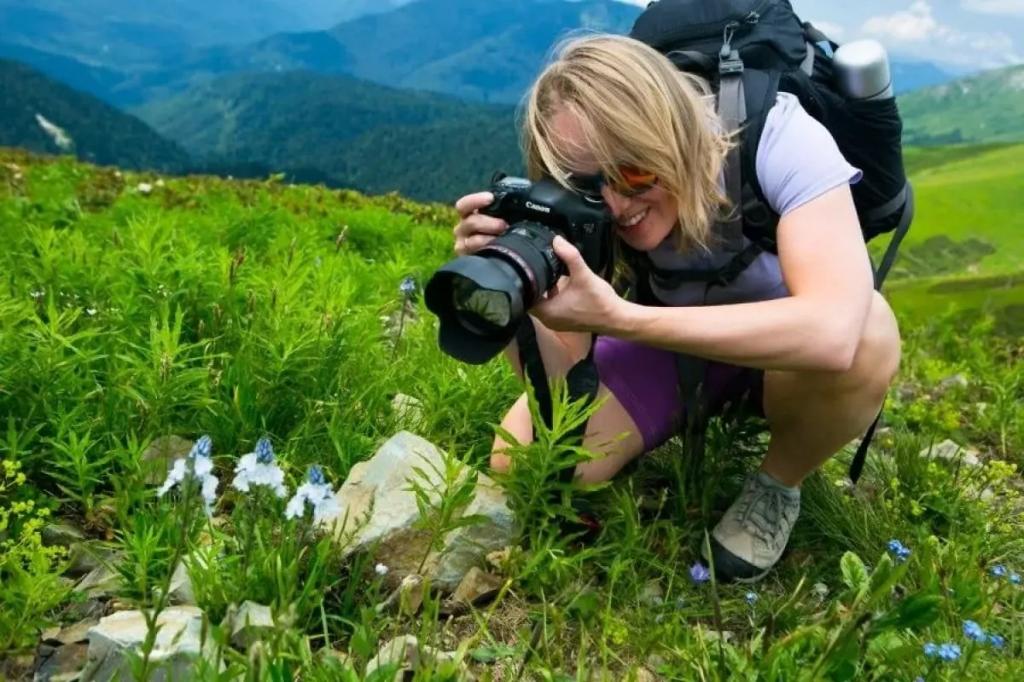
[718,48,744,75]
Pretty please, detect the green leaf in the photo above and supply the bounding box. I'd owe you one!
[840,551,869,592]
[873,594,943,631]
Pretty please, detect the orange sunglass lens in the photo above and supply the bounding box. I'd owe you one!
[618,165,657,190]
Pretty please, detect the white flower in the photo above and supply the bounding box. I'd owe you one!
[284,465,339,523]
[86,307,97,316]
[375,563,389,576]
[137,182,153,195]
[157,435,219,515]
[231,437,287,498]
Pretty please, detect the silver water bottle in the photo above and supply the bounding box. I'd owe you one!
[833,39,894,100]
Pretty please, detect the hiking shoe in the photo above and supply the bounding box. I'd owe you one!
[704,471,801,583]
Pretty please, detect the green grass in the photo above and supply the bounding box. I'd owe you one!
[1,148,1022,680]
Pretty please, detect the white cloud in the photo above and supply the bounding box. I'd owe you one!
[862,1,1021,67]
[863,1,942,42]
[961,0,1024,16]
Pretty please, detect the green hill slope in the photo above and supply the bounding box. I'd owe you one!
[899,65,1024,146]
[0,59,190,172]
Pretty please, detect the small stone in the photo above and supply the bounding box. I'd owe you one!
[364,635,459,681]
[376,575,425,617]
[34,642,89,681]
[168,562,196,605]
[391,393,424,426]
[450,567,503,607]
[74,564,121,599]
[921,439,981,467]
[41,522,86,547]
[55,619,99,645]
[229,601,275,649]
[79,606,218,681]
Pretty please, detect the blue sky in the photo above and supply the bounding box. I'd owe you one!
[617,0,1024,70]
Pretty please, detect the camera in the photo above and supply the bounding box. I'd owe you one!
[424,172,614,364]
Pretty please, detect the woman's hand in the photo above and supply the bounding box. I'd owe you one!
[531,236,624,335]
[452,192,507,256]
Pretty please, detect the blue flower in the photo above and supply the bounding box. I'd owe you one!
[399,276,416,297]
[255,437,274,464]
[886,539,911,562]
[689,562,710,584]
[990,565,1007,578]
[988,634,1005,649]
[963,620,985,642]
[1010,572,1021,585]
[923,642,939,658]
[307,464,327,486]
[745,591,758,606]
[937,643,961,662]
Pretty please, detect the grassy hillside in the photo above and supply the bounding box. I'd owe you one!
[899,65,1024,146]
[883,143,1024,331]
[1,148,1022,680]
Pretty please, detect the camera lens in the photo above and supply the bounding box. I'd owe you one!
[451,275,513,335]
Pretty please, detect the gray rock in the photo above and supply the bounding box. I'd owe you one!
[364,635,459,681]
[921,439,981,467]
[450,567,503,607]
[168,561,196,605]
[33,642,88,682]
[391,393,425,426]
[228,601,275,649]
[74,563,121,600]
[142,435,194,485]
[41,522,86,547]
[80,606,219,681]
[326,431,513,592]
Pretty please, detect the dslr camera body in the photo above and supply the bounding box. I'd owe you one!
[425,172,614,364]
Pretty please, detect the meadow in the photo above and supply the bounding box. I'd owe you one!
[1,146,1022,680]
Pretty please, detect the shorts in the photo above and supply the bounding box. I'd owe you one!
[594,335,765,452]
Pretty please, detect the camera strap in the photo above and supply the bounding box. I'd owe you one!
[515,317,600,486]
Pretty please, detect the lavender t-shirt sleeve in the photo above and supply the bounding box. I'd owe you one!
[755,93,863,217]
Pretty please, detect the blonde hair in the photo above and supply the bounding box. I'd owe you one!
[520,33,734,253]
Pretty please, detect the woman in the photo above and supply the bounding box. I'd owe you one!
[451,34,901,583]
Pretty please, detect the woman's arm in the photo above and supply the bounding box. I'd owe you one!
[608,185,875,372]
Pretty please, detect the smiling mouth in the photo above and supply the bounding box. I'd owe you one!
[619,208,648,229]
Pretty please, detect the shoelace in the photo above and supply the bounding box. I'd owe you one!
[736,481,799,553]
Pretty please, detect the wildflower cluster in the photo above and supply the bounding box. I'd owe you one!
[157,436,339,524]
[923,642,961,662]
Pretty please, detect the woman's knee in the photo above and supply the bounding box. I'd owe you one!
[489,392,532,474]
[847,292,902,397]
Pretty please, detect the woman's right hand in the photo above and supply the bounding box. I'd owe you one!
[452,192,508,256]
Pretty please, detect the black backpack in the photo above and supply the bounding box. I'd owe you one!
[620,0,914,483]
[624,0,913,297]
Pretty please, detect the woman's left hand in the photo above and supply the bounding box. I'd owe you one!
[531,236,624,335]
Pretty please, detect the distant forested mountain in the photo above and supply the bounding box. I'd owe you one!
[137,70,522,202]
[0,59,189,172]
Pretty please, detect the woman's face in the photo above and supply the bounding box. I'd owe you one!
[550,106,677,252]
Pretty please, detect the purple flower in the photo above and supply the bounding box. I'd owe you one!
[963,620,985,642]
[689,562,710,584]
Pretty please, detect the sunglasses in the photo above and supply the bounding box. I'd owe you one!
[567,164,658,200]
